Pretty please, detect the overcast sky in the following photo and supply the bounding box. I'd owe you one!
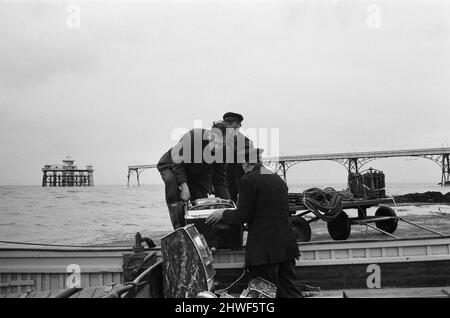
[0,0,449,186]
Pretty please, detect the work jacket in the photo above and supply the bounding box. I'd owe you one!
[222,165,299,266]
[226,131,254,203]
[157,128,230,200]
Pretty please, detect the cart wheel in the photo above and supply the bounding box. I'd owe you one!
[327,211,351,240]
[290,216,312,242]
[375,206,398,234]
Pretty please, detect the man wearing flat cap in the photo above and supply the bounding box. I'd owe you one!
[157,122,231,229]
[221,112,254,204]
[206,147,302,298]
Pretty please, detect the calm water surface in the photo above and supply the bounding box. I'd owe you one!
[0,183,448,245]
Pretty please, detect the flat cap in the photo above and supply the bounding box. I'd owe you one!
[211,121,227,134]
[223,112,244,123]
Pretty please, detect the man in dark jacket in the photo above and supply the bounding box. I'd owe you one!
[157,122,231,229]
[222,112,254,203]
[206,148,302,298]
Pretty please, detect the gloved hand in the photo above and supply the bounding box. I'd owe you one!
[179,183,191,202]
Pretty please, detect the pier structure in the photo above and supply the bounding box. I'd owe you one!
[127,147,450,187]
[127,164,157,186]
[264,147,450,186]
[42,158,94,187]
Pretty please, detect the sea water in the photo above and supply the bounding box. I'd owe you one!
[0,183,448,245]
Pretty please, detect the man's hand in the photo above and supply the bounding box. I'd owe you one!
[205,209,225,225]
[179,183,191,202]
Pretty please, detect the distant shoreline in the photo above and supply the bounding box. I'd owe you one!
[393,191,450,204]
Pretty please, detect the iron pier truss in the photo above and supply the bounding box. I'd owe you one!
[127,164,157,186]
[127,147,450,187]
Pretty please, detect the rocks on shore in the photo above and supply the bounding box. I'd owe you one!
[393,191,450,203]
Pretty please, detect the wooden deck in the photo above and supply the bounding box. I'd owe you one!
[1,206,449,296]
[315,286,450,298]
[2,234,450,296]
[0,246,130,295]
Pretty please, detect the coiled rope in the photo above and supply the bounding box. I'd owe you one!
[302,187,354,222]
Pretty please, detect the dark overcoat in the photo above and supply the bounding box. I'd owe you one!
[157,128,230,200]
[226,131,254,203]
[223,165,299,266]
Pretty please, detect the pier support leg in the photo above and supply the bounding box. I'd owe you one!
[279,161,287,183]
[88,172,94,186]
[347,158,359,175]
[42,172,47,187]
[442,154,449,186]
[127,169,139,186]
[347,158,359,188]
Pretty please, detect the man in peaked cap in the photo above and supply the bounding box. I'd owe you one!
[223,112,244,124]
[206,147,302,298]
[221,112,255,204]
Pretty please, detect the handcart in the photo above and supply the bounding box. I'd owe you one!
[288,193,398,242]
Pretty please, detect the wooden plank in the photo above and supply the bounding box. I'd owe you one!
[27,290,51,298]
[215,259,450,291]
[317,286,450,298]
[24,273,31,292]
[113,272,122,284]
[34,273,41,292]
[81,272,90,289]
[50,273,59,290]
[10,273,17,294]
[9,279,34,287]
[70,286,97,298]
[91,273,101,287]
[106,273,115,285]
[93,286,109,298]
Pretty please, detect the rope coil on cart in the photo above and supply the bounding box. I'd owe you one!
[302,187,353,222]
